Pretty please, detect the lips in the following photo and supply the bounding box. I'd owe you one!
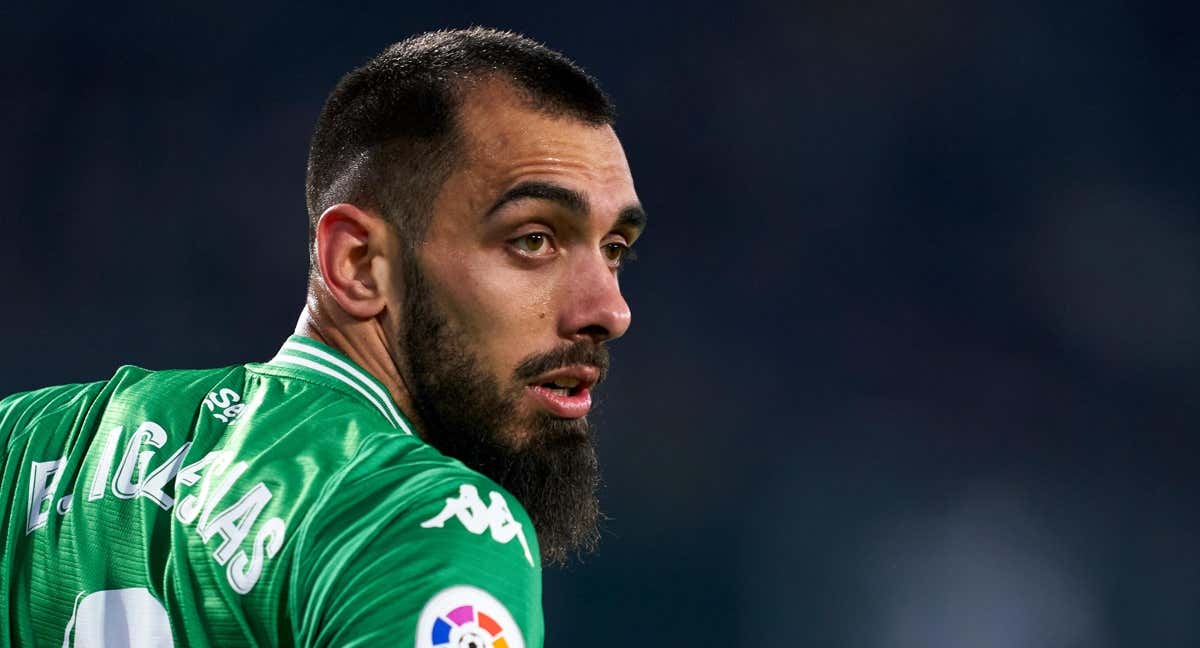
[525,365,600,418]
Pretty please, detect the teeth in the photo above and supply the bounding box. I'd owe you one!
[551,377,580,389]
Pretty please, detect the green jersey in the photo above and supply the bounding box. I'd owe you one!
[0,335,543,647]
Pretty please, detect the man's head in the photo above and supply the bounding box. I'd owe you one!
[305,29,645,564]
[306,28,619,260]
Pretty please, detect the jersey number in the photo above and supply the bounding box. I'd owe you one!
[61,588,174,647]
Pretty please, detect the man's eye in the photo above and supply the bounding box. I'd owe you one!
[602,242,634,265]
[512,233,551,254]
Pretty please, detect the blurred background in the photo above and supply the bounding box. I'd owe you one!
[2,1,1198,645]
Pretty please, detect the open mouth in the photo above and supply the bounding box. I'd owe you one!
[537,376,586,397]
[525,366,599,418]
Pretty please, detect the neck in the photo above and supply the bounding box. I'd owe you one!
[293,296,423,435]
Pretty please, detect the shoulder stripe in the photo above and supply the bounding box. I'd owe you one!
[266,338,414,435]
[270,354,402,430]
[279,340,410,435]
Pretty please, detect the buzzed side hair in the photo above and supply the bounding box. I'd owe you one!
[305,27,616,275]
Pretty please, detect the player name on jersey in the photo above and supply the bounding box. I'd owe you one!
[26,416,286,595]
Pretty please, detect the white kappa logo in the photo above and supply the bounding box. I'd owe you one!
[420,484,534,566]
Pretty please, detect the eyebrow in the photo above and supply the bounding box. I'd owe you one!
[487,181,588,217]
[486,180,648,235]
[616,205,648,234]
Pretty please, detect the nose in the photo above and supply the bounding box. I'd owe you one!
[559,251,632,344]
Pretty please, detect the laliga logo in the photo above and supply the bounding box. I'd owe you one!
[417,586,525,648]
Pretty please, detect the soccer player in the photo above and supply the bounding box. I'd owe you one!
[0,28,644,647]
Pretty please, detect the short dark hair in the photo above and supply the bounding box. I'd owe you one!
[305,28,616,274]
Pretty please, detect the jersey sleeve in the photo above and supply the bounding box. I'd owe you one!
[289,435,544,648]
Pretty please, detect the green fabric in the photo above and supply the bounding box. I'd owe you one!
[0,336,543,647]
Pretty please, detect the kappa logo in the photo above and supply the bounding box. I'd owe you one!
[421,484,534,566]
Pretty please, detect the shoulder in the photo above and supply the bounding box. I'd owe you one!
[104,364,244,402]
[304,433,539,569]
[288,435,544,646]
[1,365,245,426]
[0,381,107,449]
[0,381,105,419]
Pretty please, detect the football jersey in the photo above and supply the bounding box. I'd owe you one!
[0,335,543,647]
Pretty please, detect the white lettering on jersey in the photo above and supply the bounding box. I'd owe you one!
[421,484,534,566]
[203,389,246,424]
[88,427,123,502]
[24,417,289,595]
[174,450,235,524]
[172,449,287,593]
[197,460,250,530]
[226,516,286,595]
[196,481,289,593]
[111,422,168,499]
[136,442,192,510]
[200,482,273,564]
[26,457,66,534]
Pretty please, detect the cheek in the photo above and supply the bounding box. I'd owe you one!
[430,254,560,370]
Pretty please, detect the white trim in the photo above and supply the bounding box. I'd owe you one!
[271,353,403,431]
[280,341,411,435]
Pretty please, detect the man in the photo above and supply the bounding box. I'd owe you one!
[0,28,644,646]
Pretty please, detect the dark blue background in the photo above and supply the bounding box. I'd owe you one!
[3,2,1198,645]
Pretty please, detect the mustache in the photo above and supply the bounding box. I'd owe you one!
[513,341,610,385]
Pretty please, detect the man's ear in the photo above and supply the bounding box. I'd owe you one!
[314,203,394,319]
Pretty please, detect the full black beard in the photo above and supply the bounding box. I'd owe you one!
[399,256,606,565]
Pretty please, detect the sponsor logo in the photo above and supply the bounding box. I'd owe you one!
[203,389,246,424]
[416,586,524,648]
[420,484,533,566]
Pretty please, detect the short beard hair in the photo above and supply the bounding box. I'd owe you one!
[399,254,606,565]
